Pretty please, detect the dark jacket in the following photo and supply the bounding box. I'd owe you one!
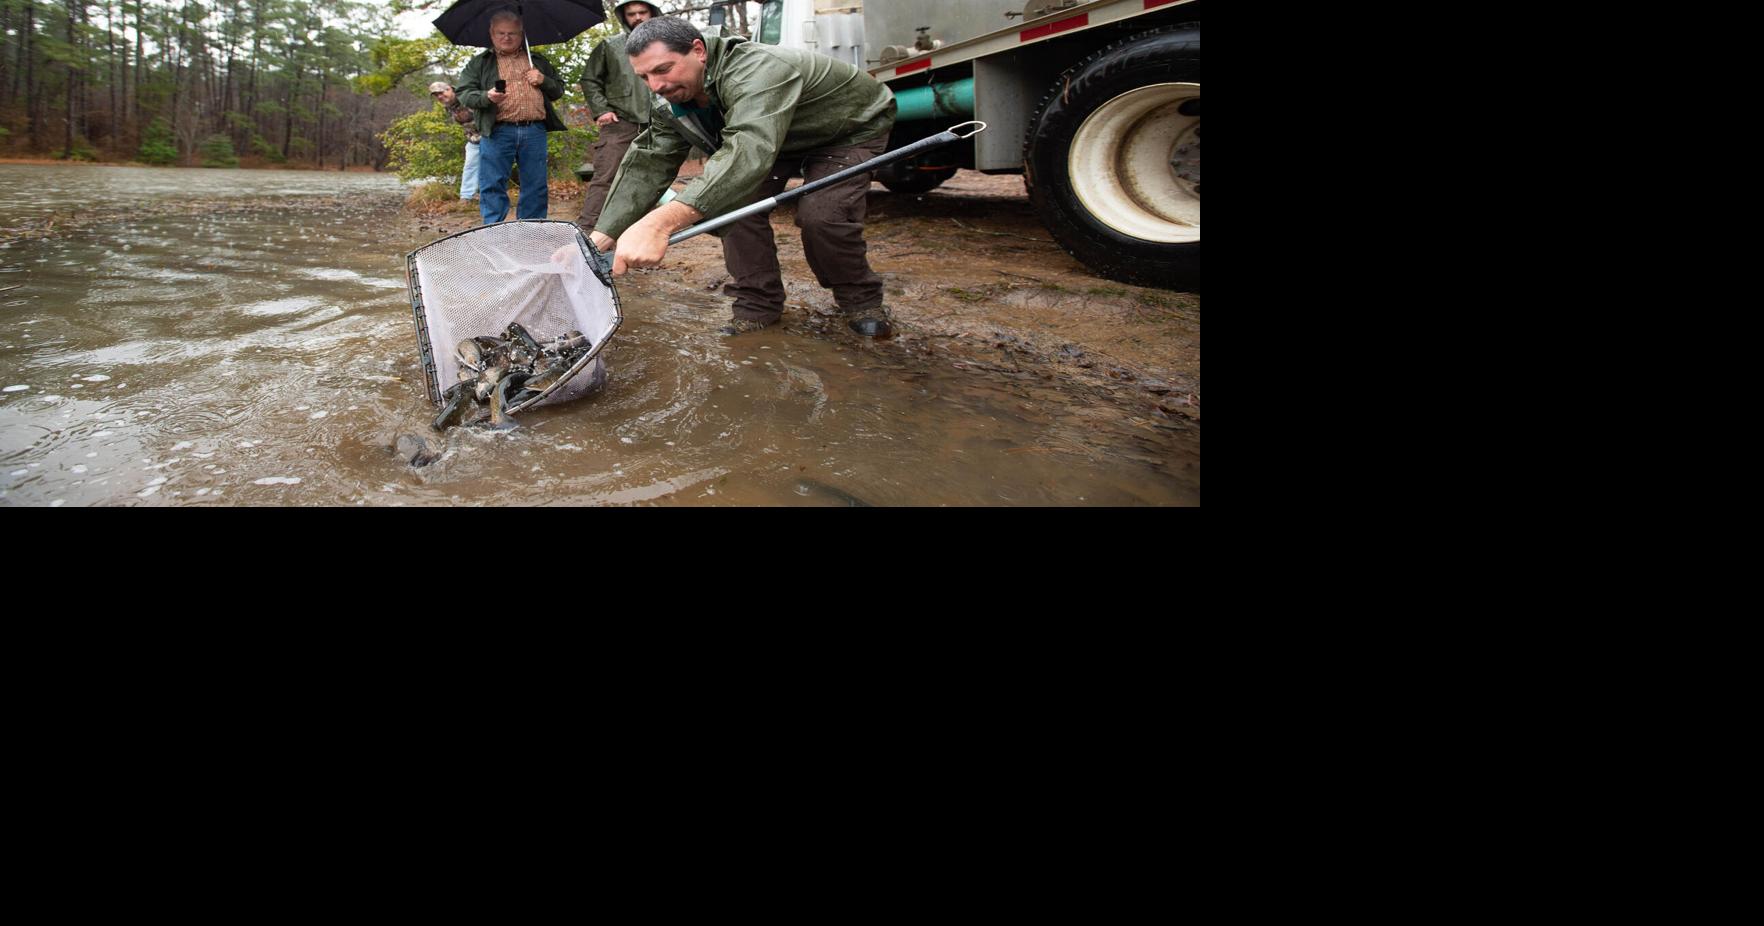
[456,48,569,138]
[596,34,895,237]
[581,1,657,124]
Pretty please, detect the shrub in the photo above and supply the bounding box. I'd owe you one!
[547,127,593,182]
[249,133,285,163]
[138,117,177,165]
[199,134,239,168]
[379,107,467,184]
[382,106,597,186]
[65,135,99,161]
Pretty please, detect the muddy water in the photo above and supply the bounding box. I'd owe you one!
[1,163,1198,506]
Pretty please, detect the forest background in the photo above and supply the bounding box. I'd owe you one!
[0,0,751,180]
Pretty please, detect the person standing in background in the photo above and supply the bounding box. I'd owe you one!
[576,2,660,231]
[430,82,483,202]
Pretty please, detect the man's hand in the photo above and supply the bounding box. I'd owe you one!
[487,88,506,104]
[590,231,615,251]
[609,201,704,276]
[523,68,544,87]
[596,112,620,126]
[611,221,669,276]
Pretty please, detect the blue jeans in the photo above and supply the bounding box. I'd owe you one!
[460,139,480,200]
[478,122,549,224]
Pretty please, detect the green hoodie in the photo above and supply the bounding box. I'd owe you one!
[594,33,896,238]
[580,1,658,124]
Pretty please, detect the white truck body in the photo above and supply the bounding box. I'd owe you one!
[749,0,1202,290]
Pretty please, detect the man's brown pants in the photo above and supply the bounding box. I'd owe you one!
[717,136,889,324]
[576,118,643,232]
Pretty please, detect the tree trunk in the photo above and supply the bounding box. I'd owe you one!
[315,66,327,166]
[246,0,261,146]
[0,1,13,107]
[63,0,75,158]
[222,0,239,147]
[282,47,298,160]
[166,2,180,158]
[25,2,39,148]
[106,0,118,149]
[76,1,89,146]
[132,0,142,138]
[203,41,219,137]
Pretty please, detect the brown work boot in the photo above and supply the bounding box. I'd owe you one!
[846,304,893,339]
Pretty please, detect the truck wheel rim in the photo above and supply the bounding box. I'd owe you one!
[1069,82,1200,243]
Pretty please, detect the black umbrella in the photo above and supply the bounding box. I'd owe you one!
[434,0,608,66]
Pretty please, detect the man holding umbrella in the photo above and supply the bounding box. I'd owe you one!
[450,8,571,224]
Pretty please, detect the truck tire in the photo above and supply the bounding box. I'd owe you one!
[1025,23,1200,291]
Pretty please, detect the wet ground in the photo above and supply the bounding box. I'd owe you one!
[430,170,1202,420]
[2,163,1199,506]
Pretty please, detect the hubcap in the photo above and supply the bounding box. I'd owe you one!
[1069,82,1199,243]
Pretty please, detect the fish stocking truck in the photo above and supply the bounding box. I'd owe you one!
[705,0,1200,290]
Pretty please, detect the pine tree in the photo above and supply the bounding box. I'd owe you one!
[137,112,174,162]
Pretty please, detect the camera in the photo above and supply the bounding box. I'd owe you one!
[495,79,506,93]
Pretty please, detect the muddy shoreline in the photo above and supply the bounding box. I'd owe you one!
[410,170,1200,425]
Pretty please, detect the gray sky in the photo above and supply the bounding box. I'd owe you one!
[395,8,438,40]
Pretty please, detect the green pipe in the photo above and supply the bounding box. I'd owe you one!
[892,78,975,122]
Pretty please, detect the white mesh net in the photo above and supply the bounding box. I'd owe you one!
[408,220,620,412]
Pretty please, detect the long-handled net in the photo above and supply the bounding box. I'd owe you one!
[407,219,621,416]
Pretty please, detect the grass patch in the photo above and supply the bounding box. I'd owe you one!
[946,286,995,303]
[406,181,457,208]
[405,181,480,217]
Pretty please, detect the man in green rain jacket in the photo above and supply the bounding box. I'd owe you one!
[586,18,898,338]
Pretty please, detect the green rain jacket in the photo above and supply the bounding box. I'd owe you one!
[580,1,655,124]
[594,34,896,238]
[455,48,569,139]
